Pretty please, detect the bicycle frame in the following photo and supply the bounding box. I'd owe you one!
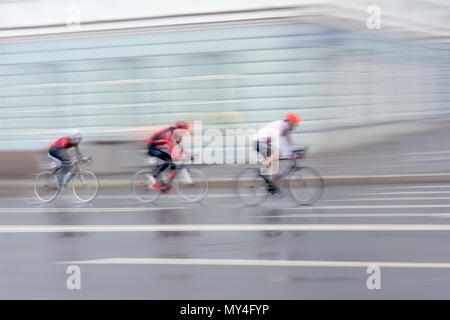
[257,157,300,181]
[35,156,97,203]
[237,147,322,205]
[276,158,302,179]
[51,161,84,189]
[133,155,207,203]
[154,163,195,188]
[148,153,196,187]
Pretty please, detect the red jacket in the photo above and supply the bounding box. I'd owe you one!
[148,126,175,151]
[50,136,78,149]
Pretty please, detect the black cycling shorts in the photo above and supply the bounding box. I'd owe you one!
[147,145,172,162]
[49,146,71,163]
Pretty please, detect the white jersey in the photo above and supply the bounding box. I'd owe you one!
[253,120,295,157]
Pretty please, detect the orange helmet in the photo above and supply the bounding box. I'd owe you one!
[284,112,301,122]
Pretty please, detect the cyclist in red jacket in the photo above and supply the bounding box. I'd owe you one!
[146,121,189,190]
[48,129,84,187]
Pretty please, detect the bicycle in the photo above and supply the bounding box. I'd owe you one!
[34,157,99,203]
[236,147,324,206]
[131,154,208,203]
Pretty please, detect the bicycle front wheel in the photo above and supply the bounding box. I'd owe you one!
[289,167,324,205]
[73,169,99,203]
[131,169,161,203]
[34,171,60,202]
[175,168,208,203]
[236,168,268,206]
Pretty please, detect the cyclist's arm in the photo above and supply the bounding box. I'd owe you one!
[170,140,188,161]
[286,133,296,154]
[280,121,296,155]
[74,145,84,159]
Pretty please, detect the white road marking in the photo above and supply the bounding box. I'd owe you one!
[283,204,450,210]
[0,207,186,213]
[56,257,450,269]
[353,191,450,195]
[376,185,450,190]
[1,203,450,214]
[101,194,243,200]
[2,224,450,233]
[407,150,450,156]
[3,194,244,201]
[326,197,450,201]
[254,213,450,218]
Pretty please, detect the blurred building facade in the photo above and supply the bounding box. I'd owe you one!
[1,0,450,152]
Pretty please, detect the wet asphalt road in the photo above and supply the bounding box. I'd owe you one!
[1,183,450,299]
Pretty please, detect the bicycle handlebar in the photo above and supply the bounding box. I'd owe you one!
[72,156,92,166]
[293,146,308,154]
[279,147,308,161]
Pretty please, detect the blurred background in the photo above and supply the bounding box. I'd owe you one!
[1,0,450,177]
[2,0,450,301]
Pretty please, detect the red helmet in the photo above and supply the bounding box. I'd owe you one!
[284,112,301,122]
[174,121,189,130]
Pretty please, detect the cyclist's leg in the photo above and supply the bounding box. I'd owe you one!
[164,160,177,184]
[255,141,278,193]
[159,154,177,186]
[267,152,281,194]
[148,146,172,181]
[47,152,62,173]
[49,147,71,187]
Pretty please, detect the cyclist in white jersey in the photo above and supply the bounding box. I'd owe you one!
[252,112,302,194]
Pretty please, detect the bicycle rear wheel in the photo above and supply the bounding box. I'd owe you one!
[73,169,99,203]
[131,169,161,203]
[288,166,324,205]
[236,168,268,206]
[34,171,60,202]
[175,168,208,203]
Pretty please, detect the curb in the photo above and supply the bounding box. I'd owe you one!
[1,173,450,194]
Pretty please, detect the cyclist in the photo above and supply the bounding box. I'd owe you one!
[252,112,301,194]
[146,121,189,190]
[48,129,85,187]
